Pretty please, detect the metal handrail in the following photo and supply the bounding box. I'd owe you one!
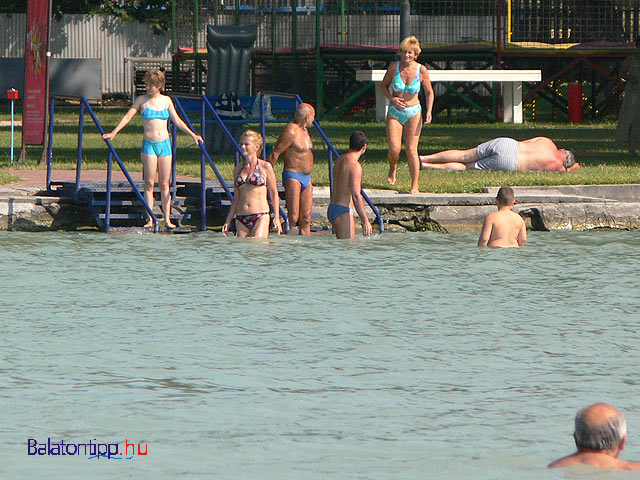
[46,95,159,233]
[170,94,290,233]
[84,97,159,233]
[259,91,384,234]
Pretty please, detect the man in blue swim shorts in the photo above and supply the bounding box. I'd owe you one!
[268,103,316,235]
[419,136,580,172]
[328,131,372,239]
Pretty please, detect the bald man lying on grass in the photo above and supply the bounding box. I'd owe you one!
[420,136,580,172]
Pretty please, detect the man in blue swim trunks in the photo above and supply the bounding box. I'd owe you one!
[419,136,580,172]
[328,131,372,239]
[268,103,316,235]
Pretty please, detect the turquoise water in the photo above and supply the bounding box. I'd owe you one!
[2,230,640,479]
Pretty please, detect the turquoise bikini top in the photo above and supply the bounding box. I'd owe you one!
[392,61,421,95]
[141,102,169,121]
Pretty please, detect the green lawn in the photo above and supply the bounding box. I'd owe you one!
[1,105,638,193]
[0,171,18,184]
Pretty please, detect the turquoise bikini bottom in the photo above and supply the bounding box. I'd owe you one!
[141,138,172,157]
[387,104,422,126]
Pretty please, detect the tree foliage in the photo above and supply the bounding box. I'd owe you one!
[0,0,171,35]
[100,1,171,35]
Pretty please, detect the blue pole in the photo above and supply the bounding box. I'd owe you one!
[75,103,85,200]
[260,93,267,155]
[81,96,158,232]
[201,98,207,230]
[46,96,55,191]
[171,120,177,204]
[105,151,112,233]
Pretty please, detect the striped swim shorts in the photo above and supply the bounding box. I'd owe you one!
[473,137,519,171]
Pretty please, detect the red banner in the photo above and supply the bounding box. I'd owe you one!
[22,0,51,145]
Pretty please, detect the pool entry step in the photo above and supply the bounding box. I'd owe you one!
[48,180,236,231]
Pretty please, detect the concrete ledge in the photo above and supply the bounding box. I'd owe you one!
[483,184,640,202]
[0,194,97,231]
[312,186,640,233]
[1,184,639,233]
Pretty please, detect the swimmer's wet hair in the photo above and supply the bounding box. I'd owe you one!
[574,408,627,451]
[400,35,421,56]
[240,129,264,156]
[143,68,166,89]
[349,131,367,151]
[562,150,576,169]
[496,185,515,206]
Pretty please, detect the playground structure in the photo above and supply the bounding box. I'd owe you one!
[166,0,640,121]
[44,92,384,234]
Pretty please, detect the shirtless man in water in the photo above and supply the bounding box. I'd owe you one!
[419,136,580,172]
[549,403,640,471]
[268,103,315,235]
[477,185,526,248]
[328,131,372,239]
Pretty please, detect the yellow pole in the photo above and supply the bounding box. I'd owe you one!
[507,0,512,44]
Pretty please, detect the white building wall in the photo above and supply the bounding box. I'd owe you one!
[0,14,171,95]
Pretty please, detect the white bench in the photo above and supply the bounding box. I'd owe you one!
[355,69,542,123]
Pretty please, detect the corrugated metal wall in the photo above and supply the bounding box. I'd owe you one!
[0,14,171,95]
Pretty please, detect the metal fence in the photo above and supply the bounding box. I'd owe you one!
[4,2,640,96]
[173,0,640,51]
[510,0,640,45]
[173,0,498,49]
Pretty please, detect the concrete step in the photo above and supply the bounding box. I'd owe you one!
[91,198,187,207]
[98,213,191,220]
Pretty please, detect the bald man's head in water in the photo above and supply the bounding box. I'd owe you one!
[549,403,640,470]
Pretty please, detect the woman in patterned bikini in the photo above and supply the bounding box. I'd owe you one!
[222,130,282,238]
[381,35,434,194]
[103,68,203,228]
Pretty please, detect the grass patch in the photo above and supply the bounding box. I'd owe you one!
[0,171,19,185]
[1,104,638,192]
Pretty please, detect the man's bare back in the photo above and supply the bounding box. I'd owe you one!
[328,131,372,238]
[517,137,568,172]
[549,452,640,470]
[478,209,526,247]
[478,186,526,247]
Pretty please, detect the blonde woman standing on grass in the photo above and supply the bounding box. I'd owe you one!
[381,35,434,193]
[103,68,203,228]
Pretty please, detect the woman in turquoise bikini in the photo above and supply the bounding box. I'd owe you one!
[103,68,203,228]
[381,36,434,193]
[222,130,281,238]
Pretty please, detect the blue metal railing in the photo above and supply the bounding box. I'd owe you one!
[171,94,290,233]
[46,92,383,235]
[258,91,385,234]
[46,96,159,233]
